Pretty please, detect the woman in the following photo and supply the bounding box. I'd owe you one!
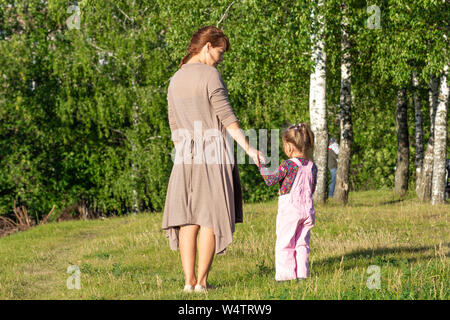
[162,26,264,293]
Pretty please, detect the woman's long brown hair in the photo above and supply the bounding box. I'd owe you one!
[179,26,230,68]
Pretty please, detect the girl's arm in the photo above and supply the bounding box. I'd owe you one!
[259,160,289,186]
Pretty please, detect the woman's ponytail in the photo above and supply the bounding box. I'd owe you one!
[179,52,193,68]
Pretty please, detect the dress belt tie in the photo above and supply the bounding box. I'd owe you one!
[186,138,195,219]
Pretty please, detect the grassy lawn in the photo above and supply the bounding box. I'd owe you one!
[0,190,448,300]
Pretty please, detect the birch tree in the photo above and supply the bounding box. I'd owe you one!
[431,65,449,204]
[394,88,409,197]
[416,76,439,201]
[412,69,424,188]
[334,2,352,204]
[309,0,328,204]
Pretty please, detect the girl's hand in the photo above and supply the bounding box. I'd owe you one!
[247,147,266,168]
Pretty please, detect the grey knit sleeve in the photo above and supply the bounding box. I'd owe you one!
[206,69,238,127]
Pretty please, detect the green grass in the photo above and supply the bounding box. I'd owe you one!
[0,190,448,300]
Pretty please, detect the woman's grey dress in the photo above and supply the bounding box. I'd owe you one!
[162,62,243,255]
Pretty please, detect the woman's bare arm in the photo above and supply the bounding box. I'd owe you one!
[225,121,265,167]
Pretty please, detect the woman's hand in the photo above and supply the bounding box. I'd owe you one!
[247,147,266,168]
[225,122,266,168]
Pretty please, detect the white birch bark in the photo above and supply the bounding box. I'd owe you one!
[417,76,439,201]
[309,0,328,203]
[431,64,449,204]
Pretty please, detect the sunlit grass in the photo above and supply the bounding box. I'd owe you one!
[0,190,448,299]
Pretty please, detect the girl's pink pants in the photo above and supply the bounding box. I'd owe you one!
[275,158,315,281]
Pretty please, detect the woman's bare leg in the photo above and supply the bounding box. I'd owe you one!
[197,226,215,287]
[179,224,200,286]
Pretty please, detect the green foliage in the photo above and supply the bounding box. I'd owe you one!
[0,0,447,218]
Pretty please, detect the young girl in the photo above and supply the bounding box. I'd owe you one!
[259,123,317,281]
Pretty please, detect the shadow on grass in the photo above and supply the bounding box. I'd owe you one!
[380,199,405,205]
[323,196,419,209]
[323,189,422,208]
[312,243,449,275]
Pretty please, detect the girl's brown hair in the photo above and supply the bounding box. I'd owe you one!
[179,26,230,68]
[282,123,315,159]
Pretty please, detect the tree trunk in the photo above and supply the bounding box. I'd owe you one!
[334,2,352,204]
[412,69,424,187]
[131,79,140,214]
[394,88,409,197]
[431,65,449,204]
[309,0,328,204]
[416,76,439,201]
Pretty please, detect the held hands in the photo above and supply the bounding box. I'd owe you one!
[247,147,266,169]
[224,122,266,168]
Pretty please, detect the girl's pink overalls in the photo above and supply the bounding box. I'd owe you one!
[275,158,315,281]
